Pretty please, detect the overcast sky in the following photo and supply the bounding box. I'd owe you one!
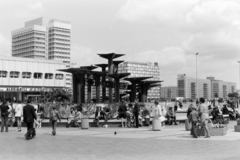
[0,0,240,88]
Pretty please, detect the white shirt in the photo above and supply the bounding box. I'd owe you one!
[153,104,162,119]
[15,104,23,117]
[8,105,12,117]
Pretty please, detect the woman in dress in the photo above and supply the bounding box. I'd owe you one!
[199,97,210,138]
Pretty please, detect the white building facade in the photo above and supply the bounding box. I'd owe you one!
[11,17,71,87]
[0,56,67,101]
[118,61,161,100]
[160,86,178,99]
[177,74,236,99]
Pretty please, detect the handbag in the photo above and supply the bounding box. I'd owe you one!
[159,116,166,122]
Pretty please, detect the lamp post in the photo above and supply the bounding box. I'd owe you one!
[195,53,199,100]
[238,61,240,87]
[237,61,240,108]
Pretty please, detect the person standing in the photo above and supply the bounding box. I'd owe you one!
[188,106,199,138]
[199,97,210,138]
[118,101,127,127]
[133,100,140,128]
[23,99,37,140]
[49,106,61,135]
[0,100,10,132]
[15,100,23,132]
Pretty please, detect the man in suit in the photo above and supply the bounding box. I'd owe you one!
[23,99,36,140]
[133,100,140,128]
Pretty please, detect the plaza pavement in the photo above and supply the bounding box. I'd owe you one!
[0,120,240,160]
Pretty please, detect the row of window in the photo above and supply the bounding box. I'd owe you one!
[12,32,45,40]
[49,56,70,59]
[13,51,45,57]
[0,71,64,80]
[13,46,45,52]
[49,34,70,38]
[12,42,45,49]
[49,47,70,51]
[49,38,70,43]
[49,28,70,34]
[49,42,70,47]
[13,37,45,43]
[49,51,70,55]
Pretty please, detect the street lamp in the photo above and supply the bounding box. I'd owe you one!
[195,53,199,100]
[237,61,240,108]
[238,61,240,87]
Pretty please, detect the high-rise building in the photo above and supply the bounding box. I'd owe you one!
[177,74,236,99]
[207,77,236,99]
[160,86,178,99]
[11,17,71,87]
[118,61,161,100]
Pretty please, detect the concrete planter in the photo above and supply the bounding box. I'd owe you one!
[195,125,228,136]
[81,115,89,129]
[234,125,240,132]
[185,119,191,131]
[152,119,161,131]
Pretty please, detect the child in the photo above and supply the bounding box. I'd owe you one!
[34,119,41,128]
[36,110,44,128]
[126,106,132,127]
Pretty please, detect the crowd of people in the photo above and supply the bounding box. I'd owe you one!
[187,97,240,139]
[1,96,238,140]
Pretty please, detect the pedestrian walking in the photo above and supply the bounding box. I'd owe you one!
[15,100,23,132]
[188,106,199,138]
[0,100,10,132]
[49,106,61,135]
[23,99,37,140]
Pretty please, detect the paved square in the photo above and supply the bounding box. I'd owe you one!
[0,121,240,160]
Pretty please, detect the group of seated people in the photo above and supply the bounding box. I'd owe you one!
[94,106,111,127]
[66,107,82,127]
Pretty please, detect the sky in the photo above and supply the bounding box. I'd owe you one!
[0,0,240,88]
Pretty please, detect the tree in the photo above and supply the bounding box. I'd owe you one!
[228,92,239,99]
[40,88,72,102]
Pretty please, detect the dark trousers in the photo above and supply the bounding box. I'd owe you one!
[51,120,57,134]
[26,122,34,131]
[167,116,177,125]
[1,117,8,132]
[134,113,139,128]
[191,121,198,138]
[26,122,35,137]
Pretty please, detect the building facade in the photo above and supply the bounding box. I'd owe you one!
[0,56,67,101]
[177,74,236,99]
[11,17,71,87]
[160,86,178,99]
[118,61,161,100]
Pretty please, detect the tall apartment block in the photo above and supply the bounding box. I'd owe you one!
[118,61,161,100]
[177,74,236,99]
[11,17,71,87]
[160,86,178,99]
